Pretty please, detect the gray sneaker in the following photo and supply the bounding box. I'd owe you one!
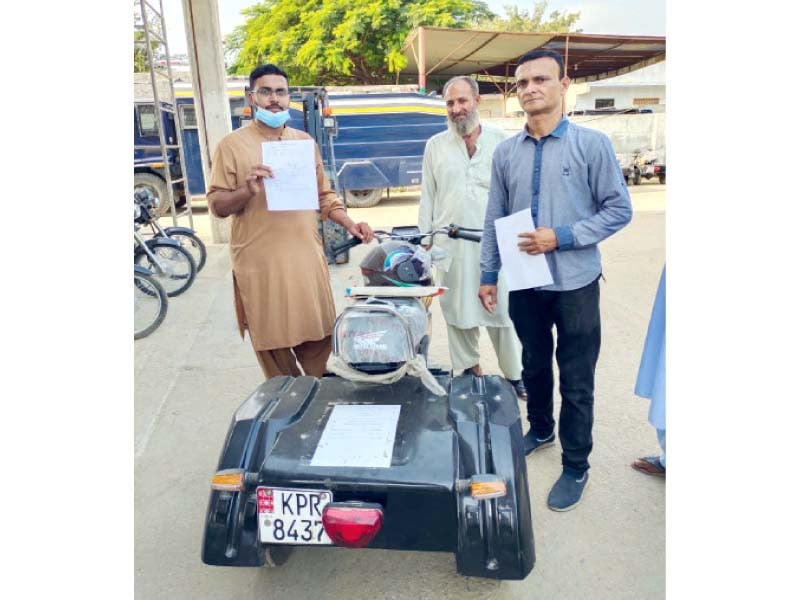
[547,469,589,512]
[522,430,555,456]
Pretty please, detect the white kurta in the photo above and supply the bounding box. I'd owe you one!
[418,125,513,329]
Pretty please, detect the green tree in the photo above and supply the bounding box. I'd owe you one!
[475,1,581,33]
[226,0,494,84]
[134,11,164,73]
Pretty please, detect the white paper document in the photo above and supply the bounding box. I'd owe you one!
[494,209,554,291]
[261,139,318,211]
[310,404,401,468]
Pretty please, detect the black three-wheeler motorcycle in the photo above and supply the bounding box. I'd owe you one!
[201,225,535,579]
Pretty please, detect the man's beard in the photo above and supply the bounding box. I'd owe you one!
[448,107,480,137]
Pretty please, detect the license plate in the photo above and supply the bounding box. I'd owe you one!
[257,487,333,545]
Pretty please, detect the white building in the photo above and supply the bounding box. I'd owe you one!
[572,62,666,112]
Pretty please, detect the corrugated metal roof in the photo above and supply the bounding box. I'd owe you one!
[401,27,665,84]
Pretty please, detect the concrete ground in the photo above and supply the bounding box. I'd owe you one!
[135,181,666,599]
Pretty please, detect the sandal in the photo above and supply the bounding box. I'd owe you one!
[631,455,666,477]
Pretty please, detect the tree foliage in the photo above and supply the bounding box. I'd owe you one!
[474,1,581,33]
[226,0,494,85]
[133,11,164,73]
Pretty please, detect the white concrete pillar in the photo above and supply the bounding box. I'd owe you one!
[181,0,231,243]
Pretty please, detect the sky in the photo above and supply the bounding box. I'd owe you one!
[160,0,665,56]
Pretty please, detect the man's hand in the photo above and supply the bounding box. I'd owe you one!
[347,221,374,244]
[479,285,498,313]
[328,207,374,243]
[518,227,558,255]
[245,164,274,196]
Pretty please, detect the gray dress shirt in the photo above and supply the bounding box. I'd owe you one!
[480,117,633,292]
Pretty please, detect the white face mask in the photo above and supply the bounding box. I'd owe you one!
[255,106,291,128]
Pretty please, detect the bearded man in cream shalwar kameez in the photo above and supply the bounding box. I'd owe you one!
[418,76,526,399]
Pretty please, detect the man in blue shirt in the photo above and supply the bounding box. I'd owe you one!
[479,50,632,511]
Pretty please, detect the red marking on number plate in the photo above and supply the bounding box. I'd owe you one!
[257,488,274,513]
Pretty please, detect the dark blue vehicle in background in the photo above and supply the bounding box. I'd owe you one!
[133,84,447,214]
[319,92,448,207]
[134,100,187,217]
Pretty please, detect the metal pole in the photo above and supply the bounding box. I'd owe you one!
[503,62,509,117]
[418,27,427,95]
[157,0,193,230]
[139,0,174,218]
[182,0,231,243]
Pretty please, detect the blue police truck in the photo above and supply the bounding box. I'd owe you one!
[133,83,447,213]
[133,99,186,215]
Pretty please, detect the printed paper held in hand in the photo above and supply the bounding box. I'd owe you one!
[310,404,401,468]
[494,209,554,291]
[261,139,318,211]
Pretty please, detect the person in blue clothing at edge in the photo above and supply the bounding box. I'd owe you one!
[478,49,633,512]
[631,266,666,477]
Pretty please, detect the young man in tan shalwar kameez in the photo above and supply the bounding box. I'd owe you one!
[207,64,374,379]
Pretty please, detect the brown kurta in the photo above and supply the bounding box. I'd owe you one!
[207,123,345,351]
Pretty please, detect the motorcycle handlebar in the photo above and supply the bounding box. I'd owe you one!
[447,226,482,243]
[330,236,363,255]
[330,224,482,253]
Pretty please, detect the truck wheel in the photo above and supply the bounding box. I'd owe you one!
[344,188,383,208]
[658,174,666,185]
[632,168,642,185]
[262,545,292,567]
[134,172,172,217]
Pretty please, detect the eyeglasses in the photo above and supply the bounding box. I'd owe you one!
[254,87,289,98]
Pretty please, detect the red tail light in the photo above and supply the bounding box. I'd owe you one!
[321,502,383,548]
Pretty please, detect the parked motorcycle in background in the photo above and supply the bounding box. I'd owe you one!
[134,189,207,271]
[134,201,197,297]
[619,148,666,186]
[134,265,168,339]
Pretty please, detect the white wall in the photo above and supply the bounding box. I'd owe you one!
[574,84,666,111]
[480,82,603,118]
[571,113,666,156]
[477,93,511,118]
[482,112,666,158]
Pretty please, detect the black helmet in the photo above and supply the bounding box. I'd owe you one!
[360,241,433,287]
